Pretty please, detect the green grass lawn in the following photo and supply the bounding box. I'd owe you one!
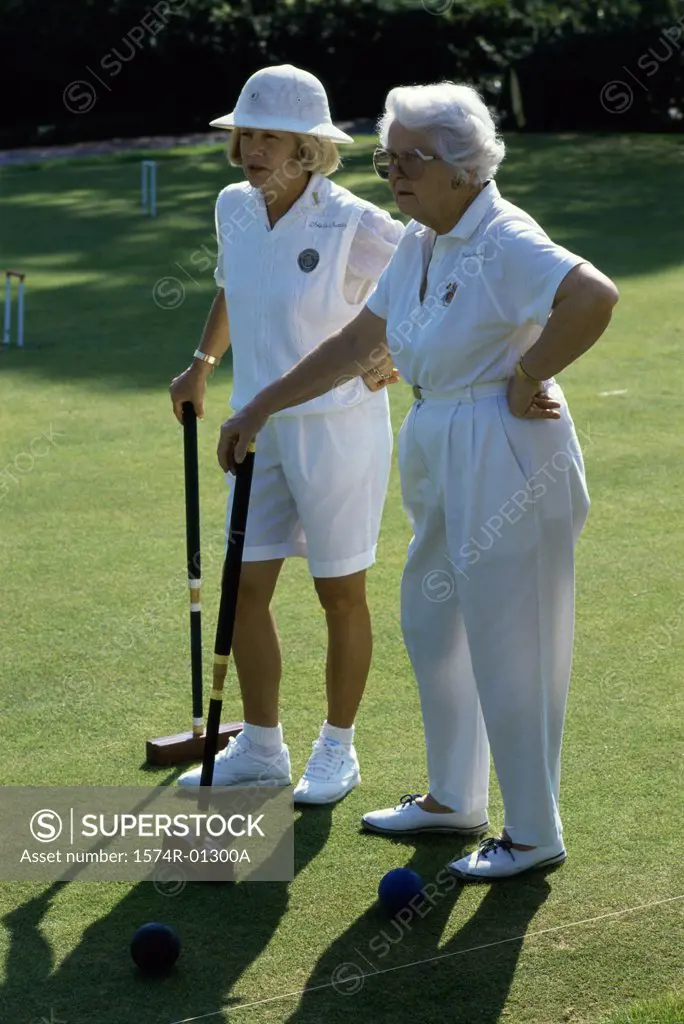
[0,134,682,1024]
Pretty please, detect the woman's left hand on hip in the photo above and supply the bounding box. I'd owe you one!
[217,402,268,474]
[507,375,561,420]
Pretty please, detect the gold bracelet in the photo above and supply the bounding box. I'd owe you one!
[193,349,221,367]
[515,359,542,386]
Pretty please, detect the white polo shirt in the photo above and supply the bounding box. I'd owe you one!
[366,181,585,392]
[215,172,404,416]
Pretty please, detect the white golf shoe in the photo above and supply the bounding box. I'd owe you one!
[362,793,488,836]
[448,837,567,881]
[293,736,360,804]
[177,731,291,788]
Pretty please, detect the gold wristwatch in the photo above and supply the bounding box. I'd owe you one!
[193,349,221,369]
[515,359,542,387]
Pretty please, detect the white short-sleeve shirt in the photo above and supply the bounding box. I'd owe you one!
[214,191,401,304]
[214,173,404,415]
[366,181,585,392]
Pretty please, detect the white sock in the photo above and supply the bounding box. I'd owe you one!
[321,721,354,747]
[242,722,284,753]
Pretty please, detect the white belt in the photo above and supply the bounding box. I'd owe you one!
[411,379,509,403]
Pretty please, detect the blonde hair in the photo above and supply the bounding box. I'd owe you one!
[228,128,341,175]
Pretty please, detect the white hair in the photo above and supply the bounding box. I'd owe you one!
[377,82,506,184]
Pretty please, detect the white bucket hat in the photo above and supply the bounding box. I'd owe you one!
[209,64,354,144]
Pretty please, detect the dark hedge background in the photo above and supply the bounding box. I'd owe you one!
[1,0,682,147]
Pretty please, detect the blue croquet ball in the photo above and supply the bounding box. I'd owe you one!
[378,867,425,917]
[131,922,181,975]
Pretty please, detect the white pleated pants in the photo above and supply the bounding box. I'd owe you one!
[398,382,590,847]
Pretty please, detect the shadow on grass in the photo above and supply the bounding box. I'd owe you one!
[0,133,682,394]
[283,836,554,1024]
[0,806,333,1024]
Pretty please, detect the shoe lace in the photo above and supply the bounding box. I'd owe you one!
[216,734,246,762]
[303,738,345,782]
[398,793,423,808]
[477,837,515,863]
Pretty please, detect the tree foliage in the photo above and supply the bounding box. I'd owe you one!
[0,0,681,146]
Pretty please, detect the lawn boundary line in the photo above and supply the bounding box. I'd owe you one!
[169,892,684,1023]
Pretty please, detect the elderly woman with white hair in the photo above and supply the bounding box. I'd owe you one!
[216,81,619,880]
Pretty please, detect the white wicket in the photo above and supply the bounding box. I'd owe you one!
[141,160,157,217]
[3,271,25,348]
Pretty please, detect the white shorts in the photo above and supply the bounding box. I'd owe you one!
[225,396,393,578]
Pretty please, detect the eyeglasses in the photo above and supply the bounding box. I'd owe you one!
[372,147,441,181]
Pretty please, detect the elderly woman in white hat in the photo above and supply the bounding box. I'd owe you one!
[215,81,619,880]
[170,65,403,802]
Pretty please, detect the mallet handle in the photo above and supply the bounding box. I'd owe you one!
[182,402,203,733]
[199,445,255,791]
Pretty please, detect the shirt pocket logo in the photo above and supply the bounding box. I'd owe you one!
[442,281,458,305]
[440,280,462,303]
[298,248,320,272]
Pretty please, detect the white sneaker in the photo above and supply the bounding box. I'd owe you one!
[362,793,488,836]
[448,837,566,881]
[177,731,291,788]
[293,737,360,804]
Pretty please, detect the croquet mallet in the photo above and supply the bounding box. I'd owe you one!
[199,440,256,795]
[146,402,242,765]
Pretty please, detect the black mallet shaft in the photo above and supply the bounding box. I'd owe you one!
[199,443,255,793]
[182,401,204,737]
